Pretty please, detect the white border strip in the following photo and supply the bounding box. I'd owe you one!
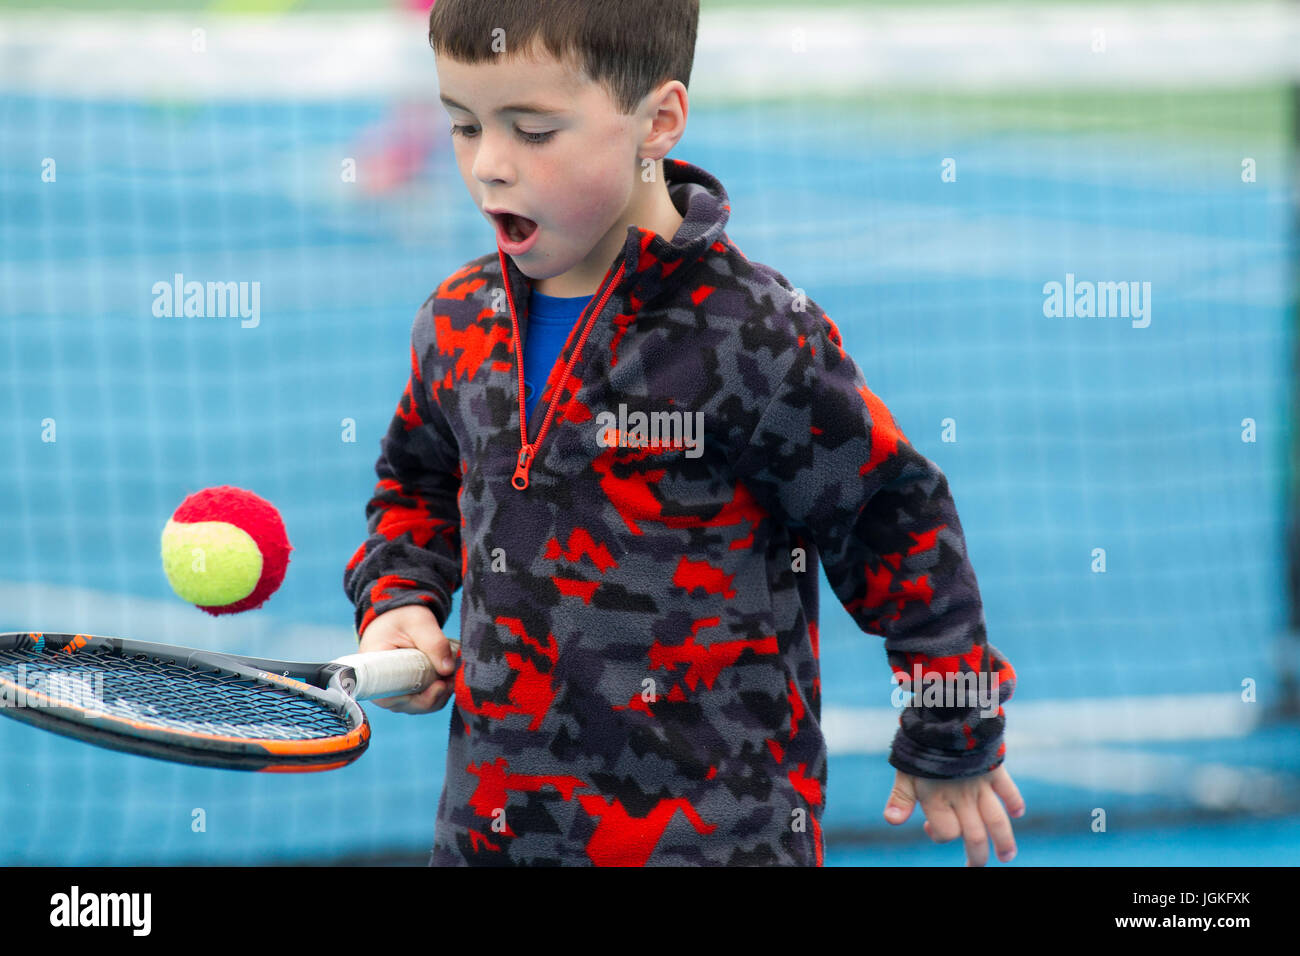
[0,582,1258,752]
[0,581,357,663]
[824,692,1258,754]
[0,4,1297,100]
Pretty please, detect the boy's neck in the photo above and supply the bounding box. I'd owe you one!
[533,164,684,298]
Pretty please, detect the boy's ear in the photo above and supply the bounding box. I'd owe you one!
[639,79,688,162]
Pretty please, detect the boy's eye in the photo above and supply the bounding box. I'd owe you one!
[517,129,556,146]
[448,124,556,146]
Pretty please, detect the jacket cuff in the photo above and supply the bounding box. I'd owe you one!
[888,726,1008,780]
[354,585,451,642]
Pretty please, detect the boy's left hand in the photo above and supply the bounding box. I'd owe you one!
[883,765,1025,866]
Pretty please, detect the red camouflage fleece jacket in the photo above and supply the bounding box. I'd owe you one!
[344,157,1016,866]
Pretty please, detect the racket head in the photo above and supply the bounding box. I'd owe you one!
[0,632,369,772]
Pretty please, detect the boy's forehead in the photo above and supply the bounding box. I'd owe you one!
[436,48,606,114]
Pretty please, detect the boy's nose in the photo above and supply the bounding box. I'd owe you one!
[471,136,515,186]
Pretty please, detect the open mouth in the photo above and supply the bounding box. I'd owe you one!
[495,212,538,244]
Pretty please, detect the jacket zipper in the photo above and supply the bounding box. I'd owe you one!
[501,251,628,491]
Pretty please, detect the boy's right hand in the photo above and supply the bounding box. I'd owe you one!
[356,604,460,714]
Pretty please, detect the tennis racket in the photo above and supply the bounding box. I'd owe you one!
[0,631,457,772]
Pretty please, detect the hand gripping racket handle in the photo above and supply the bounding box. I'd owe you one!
[330,644,459,701]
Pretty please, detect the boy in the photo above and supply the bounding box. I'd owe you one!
[344,0,1023,866]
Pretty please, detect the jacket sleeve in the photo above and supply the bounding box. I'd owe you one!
[343,297,463,641]
[730,307,1015,779]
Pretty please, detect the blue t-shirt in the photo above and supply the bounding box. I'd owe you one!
[523,290,593,423]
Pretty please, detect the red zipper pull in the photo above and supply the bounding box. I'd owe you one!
[512,444,534,489]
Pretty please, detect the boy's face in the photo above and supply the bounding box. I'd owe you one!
[436,47,648,293]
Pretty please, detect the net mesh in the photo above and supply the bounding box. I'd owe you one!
[0,645,350,741]
[1,2,1297,863]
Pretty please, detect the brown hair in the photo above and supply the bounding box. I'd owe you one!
[428,0,699,115]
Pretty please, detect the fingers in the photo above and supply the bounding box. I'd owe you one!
[980,784,1018,864]
[921,800,962,845]
[405,674,455,713]
[388,606,460,679]
[883,772,918,825]
[990,765,1027,820]
[954,800,990,867]
[920,793,985,866]
[374,677,454,714]
[918,773,1021,867]
[357,604,461,715]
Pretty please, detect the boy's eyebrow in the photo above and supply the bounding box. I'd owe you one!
[439,94,566,117]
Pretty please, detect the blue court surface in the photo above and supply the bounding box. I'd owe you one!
[826,815,1300,866]
[2,80,1298,864]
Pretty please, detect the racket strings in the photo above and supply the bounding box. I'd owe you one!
[0,646,350,741]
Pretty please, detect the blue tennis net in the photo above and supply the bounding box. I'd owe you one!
[2,6,1297,864]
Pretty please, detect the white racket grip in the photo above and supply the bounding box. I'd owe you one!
[332,644,459,700]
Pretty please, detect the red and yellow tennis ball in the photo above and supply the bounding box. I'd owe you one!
[161,486,292,616]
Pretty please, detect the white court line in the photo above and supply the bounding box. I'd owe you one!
[826,696,1289,806]
[823,691,1259,754]
[0,4,1297,100]
[0,581,356,664]
[1006,746,1295,809]
[1,580,1262,751]
[1,578,1276,809]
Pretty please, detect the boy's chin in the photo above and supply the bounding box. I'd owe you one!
[512,252,571,281]
[512,258,550,280]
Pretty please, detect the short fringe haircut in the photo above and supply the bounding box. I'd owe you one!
[428,0,699,116]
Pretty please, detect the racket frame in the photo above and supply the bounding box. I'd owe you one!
[0,632,381,772]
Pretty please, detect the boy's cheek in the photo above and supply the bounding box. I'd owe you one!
[558,177,633,237]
